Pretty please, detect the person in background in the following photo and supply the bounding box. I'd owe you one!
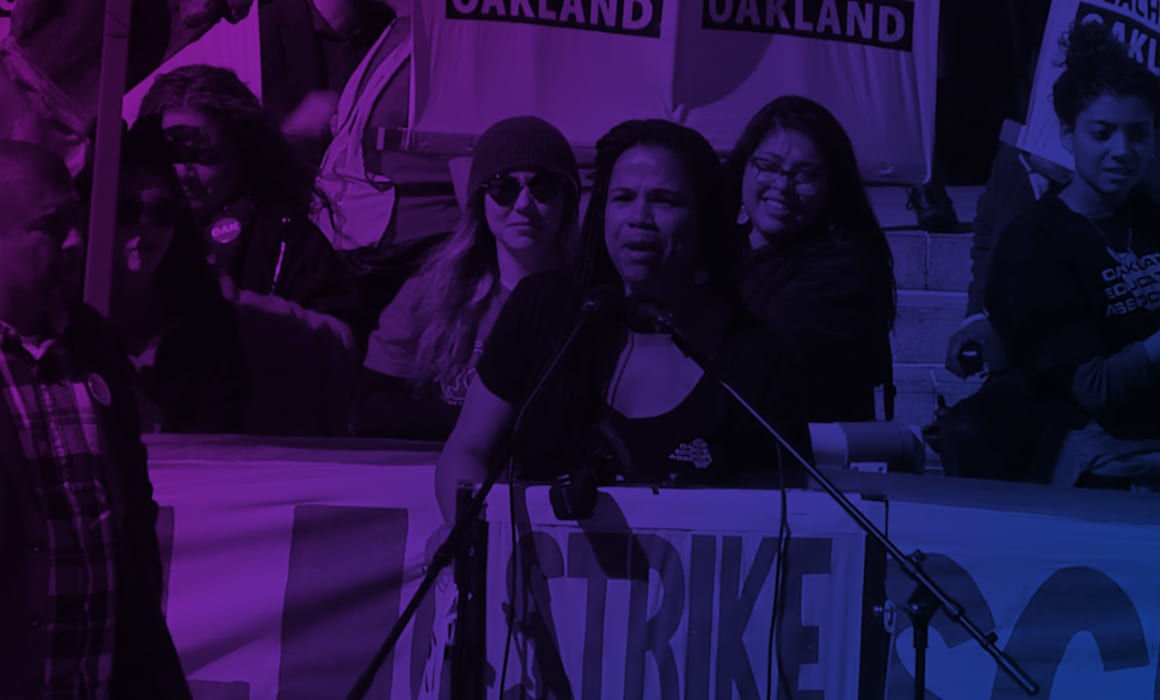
[934,141,1071,481]
[92,128,249,434]
[728,95,897,423]
[351,116,580,440]
[136,64,370,436]
[135,64,370,343]
[0,140,190,698]
[945,143,1073,379]
[261,0,397,167]
[434,119,811,523]
[986,20,1160,490]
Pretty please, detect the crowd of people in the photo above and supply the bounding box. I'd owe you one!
[7,19,1160,493]
[6,6,1160,695]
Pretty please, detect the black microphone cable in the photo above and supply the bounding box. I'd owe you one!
[496,286,619,698]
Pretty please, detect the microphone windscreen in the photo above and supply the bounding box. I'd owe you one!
[580,285,625,319]
[625,294,672,333]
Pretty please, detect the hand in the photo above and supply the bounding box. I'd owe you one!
[945,317,993,378]
[282,90,340,140]
[217,273,239,302]
[423,522,452,566]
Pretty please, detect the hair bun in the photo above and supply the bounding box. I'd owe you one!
[1061,20,1126,70]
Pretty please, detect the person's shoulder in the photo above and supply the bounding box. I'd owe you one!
[720,305,798,366]
[66,303,117,344]
[998,195,1077,245]
[513,269,574,294]
[63,304,136,379]
[508,269,579,309]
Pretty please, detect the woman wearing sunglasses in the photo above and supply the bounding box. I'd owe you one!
[91,127,250,434]
[728,96,897,423]
[352,116,580,440]
[135,65,369,341]
[135,65,371,436]
[434,119,812,522]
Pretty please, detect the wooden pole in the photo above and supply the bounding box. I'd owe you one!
[83,0,132,316]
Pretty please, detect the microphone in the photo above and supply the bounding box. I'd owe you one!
[349,279,604,699]
[580,285,624,319]
[626,294,675,334]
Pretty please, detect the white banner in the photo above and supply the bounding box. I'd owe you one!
[410,0,940,184]
[144,436,1160,698]
[1020,0,1160,169]
[480,486,882,699]
[122,6,262,124]
[883,500,1160,699]
[147,437,450,700]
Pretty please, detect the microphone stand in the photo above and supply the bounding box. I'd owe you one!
[641,309,1039,699]
[346,301,605,700]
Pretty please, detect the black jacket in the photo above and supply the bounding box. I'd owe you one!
[739,230,894,422]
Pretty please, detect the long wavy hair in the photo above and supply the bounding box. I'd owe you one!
[135,64,318,211]
[409,180,579,395]
[577,118,738,300]
[724,95,897,329]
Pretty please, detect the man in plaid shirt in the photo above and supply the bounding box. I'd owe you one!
[0,141,190,698]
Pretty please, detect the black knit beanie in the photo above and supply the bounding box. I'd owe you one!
[467,116,580,195]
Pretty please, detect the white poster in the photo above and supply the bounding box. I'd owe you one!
[883,500,1160,699]
[410,0,940,184]
[481,486,881,699]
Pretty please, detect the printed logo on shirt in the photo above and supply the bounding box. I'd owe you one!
[438,340,485,406]
[669,438,713,469]
[1102,251,1160,317]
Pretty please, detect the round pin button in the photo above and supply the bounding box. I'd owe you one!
[87,373,112,407]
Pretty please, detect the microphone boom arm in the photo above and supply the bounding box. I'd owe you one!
[658,321,1038,698]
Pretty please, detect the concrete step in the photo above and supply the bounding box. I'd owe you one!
[870,185,983,295]
[867,185,984,231]
[887,231,975,293]
[891,289,966,364]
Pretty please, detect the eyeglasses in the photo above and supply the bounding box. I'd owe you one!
[748,157,824,194]
[483,172,566,207]
[162,126,227,166]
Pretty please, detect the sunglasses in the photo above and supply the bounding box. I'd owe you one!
[483,172,566,207]
[162,126,227,166]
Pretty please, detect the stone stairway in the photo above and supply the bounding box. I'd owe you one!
[868,185,987,461]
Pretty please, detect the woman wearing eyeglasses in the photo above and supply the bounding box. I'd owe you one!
[727,96,897,423]
[351,116,580,440]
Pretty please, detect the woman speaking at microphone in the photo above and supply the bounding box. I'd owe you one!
[434,119,812,521]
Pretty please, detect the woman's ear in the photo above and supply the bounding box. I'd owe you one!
[1060,121,1075,155]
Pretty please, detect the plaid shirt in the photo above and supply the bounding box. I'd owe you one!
[0,319,118,700]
